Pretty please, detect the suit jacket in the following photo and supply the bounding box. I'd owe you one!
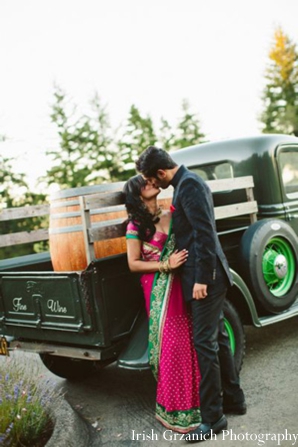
[171,165,233,301]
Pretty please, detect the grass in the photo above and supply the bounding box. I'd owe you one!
[0,356,62,447]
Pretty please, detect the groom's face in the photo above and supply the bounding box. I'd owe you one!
[144,170,170,189]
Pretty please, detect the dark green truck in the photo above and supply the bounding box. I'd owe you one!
[1,134,298,379]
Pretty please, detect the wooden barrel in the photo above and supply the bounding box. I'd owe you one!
[49,184,172,272]
[49,184,128,271]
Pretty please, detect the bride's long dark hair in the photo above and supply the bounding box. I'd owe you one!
[123,175,157,241]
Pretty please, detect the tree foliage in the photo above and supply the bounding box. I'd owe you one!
[45,88,207,187]
[158,117,175,151]
[0,155,28,209]
[260,27,298,136]
[115,104,158,180]
[157,100,206,151]
[45,85,115,189]
[0,155,48,259]
[171,99,206,150]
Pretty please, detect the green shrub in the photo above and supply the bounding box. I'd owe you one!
[0,357,61,447]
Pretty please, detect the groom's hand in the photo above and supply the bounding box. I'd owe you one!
[193,283,208,300]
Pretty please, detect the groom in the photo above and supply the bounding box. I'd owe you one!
[136,146,246,443]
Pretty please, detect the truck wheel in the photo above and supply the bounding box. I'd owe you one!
[223,300,245,373]
[240,219,298,313]
[40,354,96,380]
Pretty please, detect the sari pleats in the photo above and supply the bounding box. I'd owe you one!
[149,233,201,432]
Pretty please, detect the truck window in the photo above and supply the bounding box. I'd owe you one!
[279,150,298,198]
[190,162,233,181]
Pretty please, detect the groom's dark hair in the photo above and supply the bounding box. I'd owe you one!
[136,146,177,178]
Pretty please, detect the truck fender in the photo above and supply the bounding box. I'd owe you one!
[230,268,262,327]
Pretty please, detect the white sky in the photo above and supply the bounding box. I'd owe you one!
[1,0,298,190]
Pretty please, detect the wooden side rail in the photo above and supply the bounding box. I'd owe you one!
[79,176,258,264]
[0,204,50,222]
[0,229,49,248]
[0,204,49,248]
[0,176,257,262]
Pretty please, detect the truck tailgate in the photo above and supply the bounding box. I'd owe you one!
[0,272,92,332]
[0,254,144,350]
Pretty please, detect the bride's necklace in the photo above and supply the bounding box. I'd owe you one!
[151,206,162,223]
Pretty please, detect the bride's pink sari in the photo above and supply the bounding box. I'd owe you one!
[126,221,201,433]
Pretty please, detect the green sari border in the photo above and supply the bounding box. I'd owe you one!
[148,220,175,380]
[156,402,201,432]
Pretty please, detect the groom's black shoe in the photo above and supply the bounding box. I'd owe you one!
[185,415,227,443]
[223,401,247,415]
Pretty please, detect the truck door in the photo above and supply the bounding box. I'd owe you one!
[276,145,298,235]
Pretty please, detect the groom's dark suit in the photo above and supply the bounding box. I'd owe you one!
[171,165,244,423]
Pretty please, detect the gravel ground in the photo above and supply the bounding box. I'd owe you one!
[63,317,298,447]
[3,317,297,447]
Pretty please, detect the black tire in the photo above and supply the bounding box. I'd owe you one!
[40,354,97,380]
[223,300,245,374]
[239,219,298,313]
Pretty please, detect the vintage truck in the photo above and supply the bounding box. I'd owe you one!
[1,134,298,380]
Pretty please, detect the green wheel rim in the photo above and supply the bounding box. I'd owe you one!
[224,318,235,355]
[262,237,295,297]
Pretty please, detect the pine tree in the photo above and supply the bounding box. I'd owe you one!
[115,105,157,180]
[45,85,115,189]
[260,27,298,136]
[0,154,48,259]
[0,155,28,208]
[157,117,175,151]
[171,99,206,150]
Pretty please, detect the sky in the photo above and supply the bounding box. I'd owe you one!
[1,0,298,190]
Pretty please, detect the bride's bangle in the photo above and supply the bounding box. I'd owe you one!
[158,259,172,273]
[164,259,170,273]
[167,259,172,271]
[158,261,165,273]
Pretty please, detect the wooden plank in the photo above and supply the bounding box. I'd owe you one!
[89,219,126,242]
[214,201,258,220]
[81,189,173,214]
[49,181,126,200]
[245,186,258,223]
[79,196,95,265]
[78,177,254,211]
[0,229,49,247]
[87,201,258,242]
[83,191,124,210]
[207,176,254,193]
[0,204,50,221]
[246,187,255,202]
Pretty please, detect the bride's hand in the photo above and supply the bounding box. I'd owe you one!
[169,249,188,269]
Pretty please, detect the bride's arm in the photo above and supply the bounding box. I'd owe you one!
[126,238,188,273]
